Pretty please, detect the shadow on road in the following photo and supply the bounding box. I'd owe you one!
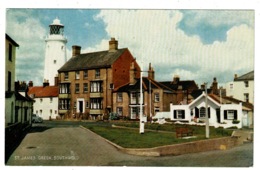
[5,124,52,164]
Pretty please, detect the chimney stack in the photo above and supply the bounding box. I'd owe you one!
[28,81,33,87]
[234,74,238,80]
[72,45,81,57]
[54,75,59,86]
[43,79,49,87]
[148,63,155,80]
[129,62,136,85]
[109,37,118,52]
[173,75,180,84]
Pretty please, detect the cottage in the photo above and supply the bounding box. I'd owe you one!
[28,80,59,120]
[169,92,253,129]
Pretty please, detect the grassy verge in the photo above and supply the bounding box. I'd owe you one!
[83,123,231,148]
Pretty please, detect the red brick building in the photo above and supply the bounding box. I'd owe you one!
[113,63,176,120]
[57,38,140,119]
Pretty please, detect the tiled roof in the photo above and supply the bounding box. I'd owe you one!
[160,80,198,91]
[58,48,127,72]
[234,71,254,81]
[28,86,59,98]
[115,77,174,93]
[208,94,253,110]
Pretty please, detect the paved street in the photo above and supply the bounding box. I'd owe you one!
[6,121,253,167]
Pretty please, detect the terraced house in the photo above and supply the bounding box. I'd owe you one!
[58,38,140,120]
[113,63,176,120]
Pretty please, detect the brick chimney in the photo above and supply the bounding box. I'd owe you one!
[211,77,218,95]
[148,63,155,80]
[72,45,81,57]
[173,75,180,84]
[109,37,118,52]
[54,75,59,86]
[129,62,136,85]
[234,74,238,80]
[28,81,33,87]
[43,79,49,87]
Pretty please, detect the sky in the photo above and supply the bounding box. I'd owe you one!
[5,8,255,87]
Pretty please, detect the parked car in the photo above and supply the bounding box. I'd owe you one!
[32,114,43,123]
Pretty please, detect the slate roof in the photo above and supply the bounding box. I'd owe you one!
[208,94,253,111]
[234,71,254,81]
[6,34,19,47]
[160,80,198,91]
[58,48,127,72]
[28,86,59,98]
[115,77,174,93]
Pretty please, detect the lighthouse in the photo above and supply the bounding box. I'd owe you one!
[44,18,67,85]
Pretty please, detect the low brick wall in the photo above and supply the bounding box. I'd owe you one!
[121,137,238,156]
[80,126,239,157]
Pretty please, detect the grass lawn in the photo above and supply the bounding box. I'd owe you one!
[83,122,232,148]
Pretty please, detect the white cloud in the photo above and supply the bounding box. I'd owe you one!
[87,10,254,85]
[6,9,47,85]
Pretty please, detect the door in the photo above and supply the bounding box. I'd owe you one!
[79,101,83,113]
[216,108,221,123]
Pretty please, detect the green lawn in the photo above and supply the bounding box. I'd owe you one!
[83,123,232,148]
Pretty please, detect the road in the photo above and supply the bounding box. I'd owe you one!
[6,121,253,167]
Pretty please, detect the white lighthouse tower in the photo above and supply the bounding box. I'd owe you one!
[44,18,67,85]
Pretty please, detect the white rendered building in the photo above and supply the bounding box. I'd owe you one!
[28,81,59,120]
[226,71,254,104]
[155,92,253,128]
[44,18,67,85]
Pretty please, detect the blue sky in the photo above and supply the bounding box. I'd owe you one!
[5,9,254,87]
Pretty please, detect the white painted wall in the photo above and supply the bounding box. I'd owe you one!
[44,37,67,85]
[33,97,58,120]
[226,80,254,104]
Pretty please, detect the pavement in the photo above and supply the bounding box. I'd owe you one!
[6,122,254,167]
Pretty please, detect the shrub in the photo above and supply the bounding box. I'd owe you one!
[232,119,240,124]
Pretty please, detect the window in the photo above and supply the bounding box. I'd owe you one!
[86,101,89,108]
[8,71,11,91]
[90,81,103,92]
[199,107,205,118]
[53,60,56,64]
[117,107,123,116]
[174,110,185,119]
[154,107,160,113]
[130,92,137,104]
[75,84,80,93]
[59,83,70,94]
[154,93,160,102]
[224,110,238,120]
[244,93,249,102]
[117,93,123,102]
[90,98,103,109]
[84,70,88,79]
[230,83,233,89]
[244,81,249,88]
[75,71,80,79]
[83,83,88,93]
[64,72,69,80]
[8,43,12,61]
[95,69,100,78]
[50,97,53,103]
[40,98,43,103]
[59,99,70,110]
[130,107,139,119]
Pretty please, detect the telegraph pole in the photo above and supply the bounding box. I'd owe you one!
[205,83,210,138]
[139,63,144,134]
